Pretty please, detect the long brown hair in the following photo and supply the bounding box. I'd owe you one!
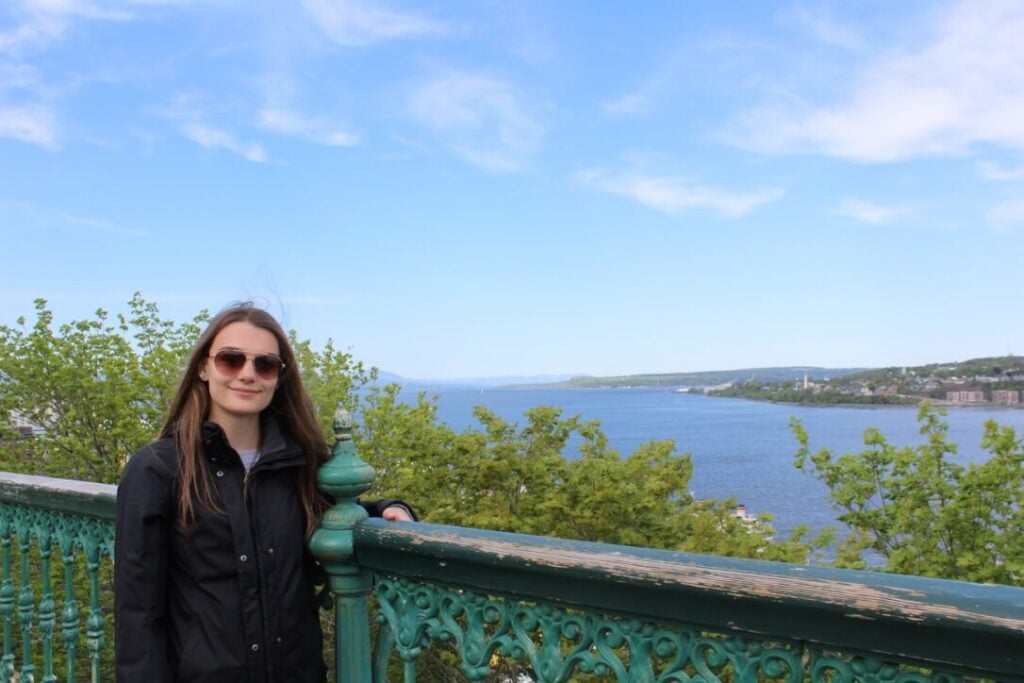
[160,303,328,535]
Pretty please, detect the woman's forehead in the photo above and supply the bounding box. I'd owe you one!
[210,321,280,354]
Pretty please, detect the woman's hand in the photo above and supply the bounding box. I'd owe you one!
[381,505,414,522]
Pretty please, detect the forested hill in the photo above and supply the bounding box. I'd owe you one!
[537,367,867,389]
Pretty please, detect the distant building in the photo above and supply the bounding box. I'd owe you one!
[6,411,44,438]
[733,504,757,524]
[945,390,985,404]
[991,390,1021,405]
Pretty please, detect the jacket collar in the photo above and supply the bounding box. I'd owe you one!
[200,414,304,469]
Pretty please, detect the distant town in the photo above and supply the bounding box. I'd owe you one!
[704,356,1024,406]
[541,356,1024,407]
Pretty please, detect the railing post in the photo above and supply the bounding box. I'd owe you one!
[309,409,376,683]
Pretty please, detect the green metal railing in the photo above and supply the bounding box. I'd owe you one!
[358,524,1024,681]
[0,473,115,683]
[315,410,1024,683]
[0,411,1020,681]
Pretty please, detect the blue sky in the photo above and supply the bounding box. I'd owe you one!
[2,1,1023,379]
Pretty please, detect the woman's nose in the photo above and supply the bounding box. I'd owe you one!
[236,358,259,379]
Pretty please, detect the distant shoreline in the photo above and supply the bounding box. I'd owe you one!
[707,394,1024,410]
[482,384,1024,409]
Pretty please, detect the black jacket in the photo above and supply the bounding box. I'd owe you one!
[114,419,404,682]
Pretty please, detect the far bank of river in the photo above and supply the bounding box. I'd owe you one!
[704,388,1022,409]
[708,395,1023,409]
[400,386,1024,541]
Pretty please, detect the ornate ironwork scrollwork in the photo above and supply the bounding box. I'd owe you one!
[372,575,977,683]
[0,501,114,683]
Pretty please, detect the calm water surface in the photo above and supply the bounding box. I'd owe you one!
[403,387,1024,539]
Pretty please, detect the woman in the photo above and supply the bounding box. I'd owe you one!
[114,303,413,682]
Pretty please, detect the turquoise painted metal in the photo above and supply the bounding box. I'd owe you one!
[309,408,376,683]
[0,473,115,683]
[1,414,1023,682]
[358,521,1024,682]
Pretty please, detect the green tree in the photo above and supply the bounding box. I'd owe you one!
[357,393,817,561]
[291,334,375,436]
[0,297,386,682]
[0,295,207,482]
[2,296,817,564]
[0,297,379,483]
[356,383,455,500]
[793,402,1023,585]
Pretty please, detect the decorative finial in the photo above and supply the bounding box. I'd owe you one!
[333,408,353,442]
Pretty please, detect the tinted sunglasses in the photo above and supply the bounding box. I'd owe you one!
[210,349,286,380]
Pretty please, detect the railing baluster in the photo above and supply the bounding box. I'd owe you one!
[83,534,104,683]
[0,510,15,681]
[17,511,36,683]
[58,517,80,683]
[37,524,56,683]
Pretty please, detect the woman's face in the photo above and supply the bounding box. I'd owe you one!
[200,321,281,425]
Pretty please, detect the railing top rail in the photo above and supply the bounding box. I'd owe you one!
[355,519,1024,679]
[0,471,116,519]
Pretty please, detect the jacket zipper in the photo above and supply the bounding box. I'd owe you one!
[244,468,272,678]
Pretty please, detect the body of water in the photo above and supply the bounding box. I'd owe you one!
[403,387,1024,540]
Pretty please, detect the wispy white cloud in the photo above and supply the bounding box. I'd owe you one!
[158,91,203,122]
[0,62,50,93]
[55,211,149,236]
[978,161,1024,181]
[728,0,1024,162]
[603,77,669,117]
[123,0,208,7]
[252,68,360,148]
[258,107,358,147]
[575,168,783,218]
[0,57,60,147]
[182,122,267,162]
[0,105,59,148]
[0,198,148,236]
[0,1,140,149]
[159,94,268,162]
[987,198,1024,226]
[835,198,911,226]
[302,0,443,46]
[601,46,695,118]
[783,6,865,50]
[408,71,544,172]
[1,0,133,53]
[1,0,204,53]
[0,20,59,53]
